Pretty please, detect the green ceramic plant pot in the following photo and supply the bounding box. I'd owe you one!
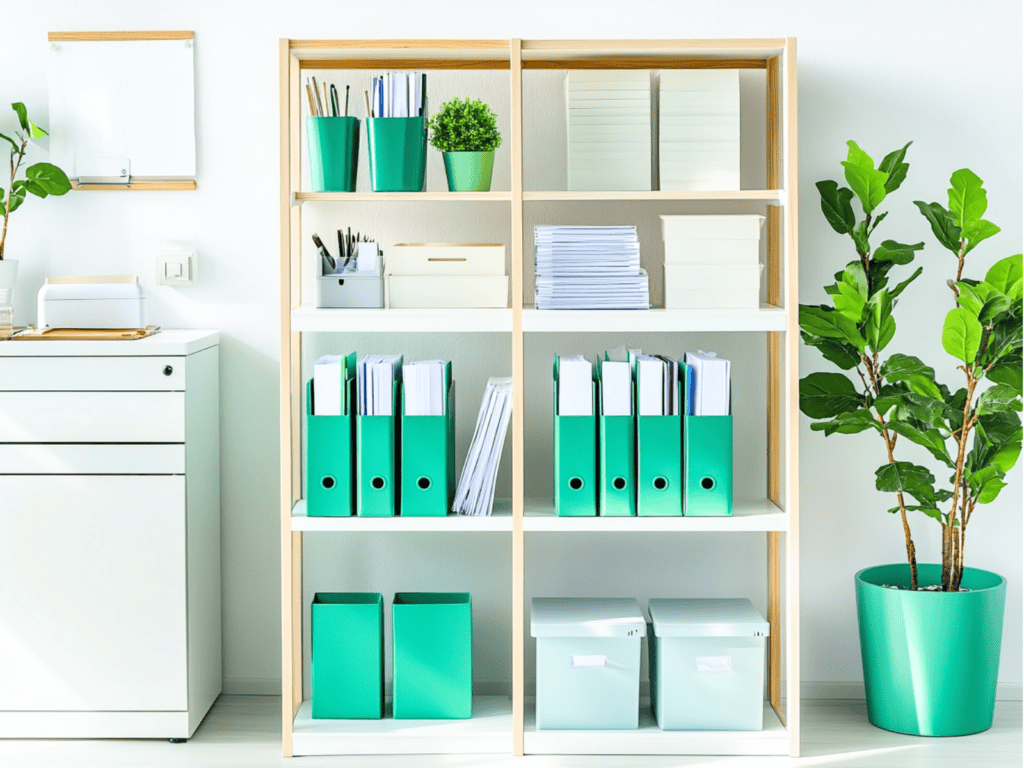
[443,151,495,192]
[855,563,1005,736]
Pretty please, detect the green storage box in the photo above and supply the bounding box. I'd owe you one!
[311,593,384,719]
[306,116,360,192]
[357,379,400,517]
[306,378,356,516]
[553,356,598,516]
[683,414,733,516]
[366,116,426,192]
[400,365,456,517]
[392,592,473,719]
[636,380,683,517]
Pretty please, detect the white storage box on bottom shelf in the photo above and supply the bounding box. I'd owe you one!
[386,275,508,309]
[664,264,762,309]
[531,598,646,730]
[648,598,769,731]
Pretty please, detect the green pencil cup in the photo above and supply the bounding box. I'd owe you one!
[366,116,427,192]
[311,593,384,719]
[306,116,359,192]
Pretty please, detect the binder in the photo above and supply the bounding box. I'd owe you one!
[553,355,597,516]
[401,362,455,517]
[598,365,636,517]
[306,353,357,517]
[636,375,683,517]
[357,378,400,517]
[683,414,733,516]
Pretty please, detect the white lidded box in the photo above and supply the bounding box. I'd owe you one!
[661,214,765,241]
[386,276,508,309]
[37,275,145,329]
[648,598,769,731]
[531,598,646,730]
[387,244,505,276]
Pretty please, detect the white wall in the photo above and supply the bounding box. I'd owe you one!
[1,0,1019,697]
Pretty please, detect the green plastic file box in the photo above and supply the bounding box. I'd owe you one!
[683,414,733,516]
[392,593,473,719]
[357,380,400,517]
[366,116,427,192]
[306,116,360,192]
[306,378,356,516]
[553,357,598,516]
[648,598,768,730]
[311,593,384,719]
[401,366,455,517]
[599,408,636,517]
[636,380,683,516]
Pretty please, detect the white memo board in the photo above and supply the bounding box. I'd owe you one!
[48,32,196,186]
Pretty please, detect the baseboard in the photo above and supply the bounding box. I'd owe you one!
[223,678,281,696]
[799,681,1023,701]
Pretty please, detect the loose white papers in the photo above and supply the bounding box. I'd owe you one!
[685,350,731,415]
[601,360,632,416]
[357,354,403,416]
[313,355,344,416]
[557,356,594,416]
[403,360,446,416]
[453,377,513,516]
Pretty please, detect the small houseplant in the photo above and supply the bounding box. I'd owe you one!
[427,97,501,192]
[800,141,1021,736]
[0,102,72,327]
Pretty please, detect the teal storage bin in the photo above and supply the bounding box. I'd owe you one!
[392,593,473,719]
[530,598,646,730]
[553,356,598,516]
[648,598,768,731]
[636,380,683,517]
[683,414,733,516]
[366,116,426,192]
[311,593,384,719]
[400,366,456,517]
[357,379,400,517]
[306,378,356,516]
[306,116,360,192]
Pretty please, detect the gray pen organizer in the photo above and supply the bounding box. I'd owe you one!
[316,272,384,308]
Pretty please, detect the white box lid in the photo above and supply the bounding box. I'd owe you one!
[531,598,646,638]
[649,598,769,637]
[38,280,144,302]
[660,214,765,241]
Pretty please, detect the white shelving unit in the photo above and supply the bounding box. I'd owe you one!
[280,37,799,759]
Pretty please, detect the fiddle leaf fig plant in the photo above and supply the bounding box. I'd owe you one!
[800,141,1023,592]
[0,102,72,260]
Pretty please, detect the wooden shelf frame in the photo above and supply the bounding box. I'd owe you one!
[280,37,799,759]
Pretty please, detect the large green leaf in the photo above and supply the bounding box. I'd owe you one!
[987,353,1023,389]
[11,102,29,132]
[976,410,1022,443]
[799,304,847,340]
[875,461,936,506]
[948,168,987,229]
[816,180,857,235]
[6,184,26,213]
[868,211,888,236]
[28,121,47,139]
[873,240,924,265]
[885,420,954,468]
[851,220,870,256]
[842,261,869,298]
[942,307,983,363]
[982,321,1023,368]
[801,332,861,370]
[866,289,896,353]
[0,131,18,153]
[881,353,943,399]
[966,465,1008,504]
[976,382,1023,414]
[845,140,875,169]
[843,162,889,216]
[888,504,943,522]
[878,141,912,193]
[25,163,71,196]
[799,372,862,419]
[810,409,880,436]
[970,417,1022,476]
[889,266,923,300]
[914,200,962,254]
[833,279,868,323]
[956,282,1011,323]
[962,219,1000,255]
[985,254,1023,296]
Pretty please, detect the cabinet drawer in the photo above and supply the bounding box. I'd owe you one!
[0,356,186,391]
[0,392,184,443]
[0,444,185,474]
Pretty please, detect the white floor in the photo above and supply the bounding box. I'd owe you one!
[0,696,1019,768]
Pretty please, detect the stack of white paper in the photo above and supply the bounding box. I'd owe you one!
[402,360,446,416]
[685,350,731,415]
[635,353,680,416]
[600,359,632,417]
[659,69,740,191]
[534,225,650,310]
[557,356,594,416]
[453,377,513,516]
[313,355,344,416]
[567,70,652,191]
[357,354,403,416]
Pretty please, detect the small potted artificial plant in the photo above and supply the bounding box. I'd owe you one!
[427,97,501,192]
[801,141,1021,736]
[0,102,72,326]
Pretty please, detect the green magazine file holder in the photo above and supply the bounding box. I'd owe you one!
[366,116,426,192]
[392,592,473,719]
[357,379,400,516]
[598,368,636,517]
[306,116,360,192]
[400,362,455,516]
[553,355,597,516]
[306,352,358,517]
[636,378,683,517]
[683,414,733,516]
[311,593,384,719]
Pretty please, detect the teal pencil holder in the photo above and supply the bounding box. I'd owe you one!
[306,116,359,192]
[366,116,427,192]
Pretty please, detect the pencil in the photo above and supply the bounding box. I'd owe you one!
[364,90,372,118]
[311,76,324,117]
[305,82,317,117]
[345,85,350,117]
[323,82,330,116]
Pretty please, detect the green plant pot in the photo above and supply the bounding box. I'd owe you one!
[443,151,495,192]
[306,116,359,192]
[855,563,1005,736]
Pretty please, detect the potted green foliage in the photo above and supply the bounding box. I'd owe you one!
[0,102,72,327]
[801,141,1021,736]
[427,97,501,192]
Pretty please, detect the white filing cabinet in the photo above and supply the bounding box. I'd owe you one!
[0,331,221,739]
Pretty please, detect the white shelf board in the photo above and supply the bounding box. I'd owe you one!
[292,499,513,531]
[524,498,787,532]
[292,696,513,756]
[524,189,782,203]
[296,191,512,202]
[524,701,788,756]
[522,306,787,333]
[291,306,513,333]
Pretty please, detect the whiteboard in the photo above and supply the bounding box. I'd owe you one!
[49,37,196,181]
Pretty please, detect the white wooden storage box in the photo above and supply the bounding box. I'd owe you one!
[661,214,765,242]
[387,244,505,276]
[386,275,508,309]
[530,598,646,730]
[37,279,145,329]
[648,598,768,731]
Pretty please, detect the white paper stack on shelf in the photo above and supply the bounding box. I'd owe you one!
[534,225,650,310]
[356,354,403,415]
[685,351,731,415]
[634,352,680,416]
[402,360,446,416]
[453,377,513,516]
[660,214,764,309]
[566,70,652,191]
[659,69,740,191]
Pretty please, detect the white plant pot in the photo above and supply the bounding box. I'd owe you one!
[0,259,18,306]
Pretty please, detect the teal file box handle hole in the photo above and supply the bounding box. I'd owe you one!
[321,476,336,490]
[417,476,431,490]
[568,477,585,491]
[612,477,627,491]
[371,476,386,490]
[653,476,669,491]
[701,476,716,490]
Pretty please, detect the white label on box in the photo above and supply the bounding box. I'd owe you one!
[695,655,733,672]
[570,654,608,669]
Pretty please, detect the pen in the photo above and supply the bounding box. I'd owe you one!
[330,84,339,118]
[312,233,335,274]
[345,85,350,117]
[337,230,346,271]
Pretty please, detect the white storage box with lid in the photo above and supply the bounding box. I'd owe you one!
[385,243,508,308]
[531,597,646,730]
[648,598,769,731]
[37,276,145,329]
